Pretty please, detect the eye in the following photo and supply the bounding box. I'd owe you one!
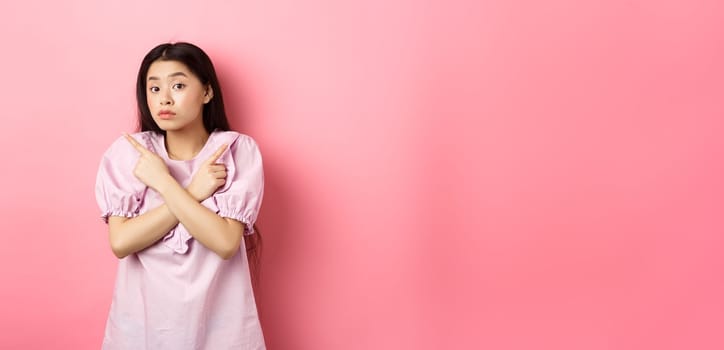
[149,86,160,93]
[173,83,186,90]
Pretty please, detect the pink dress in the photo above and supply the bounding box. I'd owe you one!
[95,130,266,349]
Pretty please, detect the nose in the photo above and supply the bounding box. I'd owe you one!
[160,89,173,105]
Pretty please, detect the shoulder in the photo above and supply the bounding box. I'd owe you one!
[213,131,261,154]
[210,131,263,171]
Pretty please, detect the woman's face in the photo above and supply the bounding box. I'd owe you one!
[146,60,213,132]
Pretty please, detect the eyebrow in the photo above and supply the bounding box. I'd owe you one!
[148,72,188,81]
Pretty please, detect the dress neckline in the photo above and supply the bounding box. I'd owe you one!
[157,129,218,162]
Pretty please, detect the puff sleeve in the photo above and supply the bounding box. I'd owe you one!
[213,135,264,235]
[95,135,148,223]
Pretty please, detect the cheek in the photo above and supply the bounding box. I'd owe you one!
[174,92,203,109]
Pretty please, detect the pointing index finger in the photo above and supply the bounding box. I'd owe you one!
[123,133,150,154]
[206,144,228,165]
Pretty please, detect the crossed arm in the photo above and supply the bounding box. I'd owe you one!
[107,134,243,260]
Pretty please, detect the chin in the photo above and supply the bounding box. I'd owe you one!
[153,116,204,133]
[156,122,199,133]
[154,120,179,131]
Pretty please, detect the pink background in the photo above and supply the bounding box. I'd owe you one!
[1,0,723,349]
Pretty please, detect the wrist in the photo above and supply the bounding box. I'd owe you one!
[155,174,179,196]
[186,186,202,202]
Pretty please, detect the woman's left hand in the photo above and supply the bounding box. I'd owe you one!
[124,133,173,192]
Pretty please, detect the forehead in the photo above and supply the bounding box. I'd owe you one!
[146,60,196,80]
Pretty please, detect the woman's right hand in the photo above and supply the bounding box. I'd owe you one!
[187,144,228,202]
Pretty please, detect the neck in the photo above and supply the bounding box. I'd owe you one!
[164,124,210,160]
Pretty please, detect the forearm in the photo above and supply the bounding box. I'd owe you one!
[108,204,179,258]
[107,185,209,258]
[157,175,243,259]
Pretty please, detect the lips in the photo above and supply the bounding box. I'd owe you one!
[158,110,176,120]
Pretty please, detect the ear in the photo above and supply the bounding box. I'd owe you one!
[203,85,214,104]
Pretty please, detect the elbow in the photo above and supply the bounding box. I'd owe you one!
[218,246,238,260]
[109,233,131,259]
[107,219,134,259]
[216,224,244,260]
[110,241,130,259]
[217,240,242,260]
[112,251,129,259]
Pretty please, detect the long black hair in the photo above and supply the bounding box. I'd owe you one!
[135,42,262,281]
